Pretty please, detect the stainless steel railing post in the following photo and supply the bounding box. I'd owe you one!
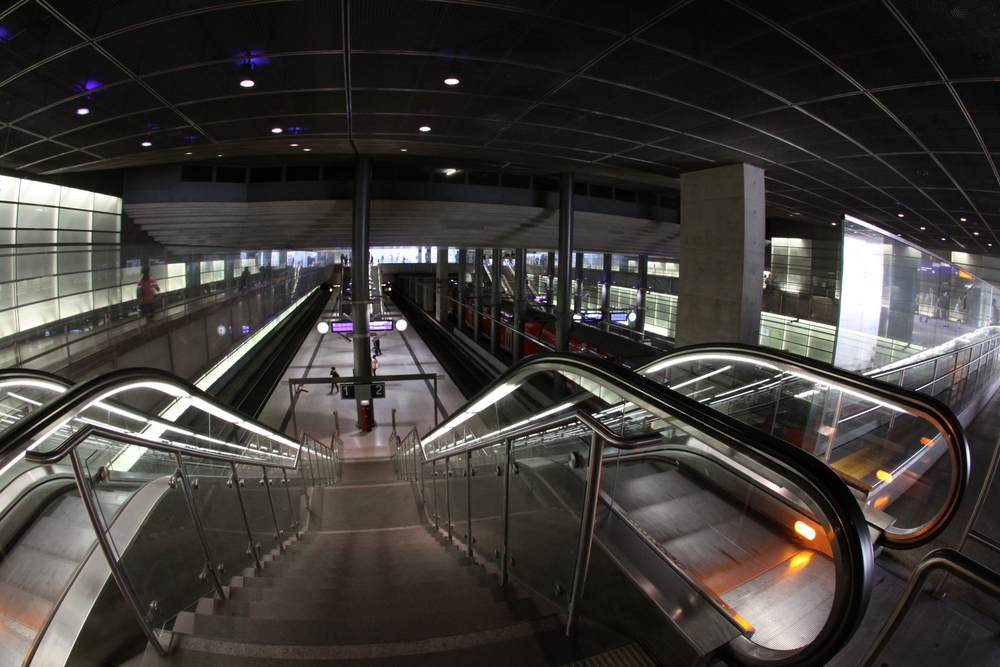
[466,454,474,560]
[230,462,263,569]
[446,455,453,541]
[173,453,227,600]
[281,468,298,531]
[259,466,285,553]
[70,449,167,654]
[500,437,512,586]
[432,460,439,529]
[566,431,606,636]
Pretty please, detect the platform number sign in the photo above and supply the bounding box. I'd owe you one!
[340,383,386,400]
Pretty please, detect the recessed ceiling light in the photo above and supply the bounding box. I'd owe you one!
[400,148,408,152]
[238,62,255,88]
[920,226,926,230]
[76,107,89,115]
[897,213,905,217]
[444,77,460,86]
[271,127,283,134]
[831,222,837,226]
[975,231,980,235]
[445,168,457,175]
[303,148,311,151]
[961,217,967,221]
[290,143,298,147]
[186,152,192,155]
[141,141,152,147]
[419,126,431,132]
[942,238,947,241]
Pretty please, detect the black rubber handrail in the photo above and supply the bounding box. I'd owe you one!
[636,342,969,549]
[420,352,873,667]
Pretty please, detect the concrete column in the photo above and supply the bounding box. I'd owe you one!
[352,155,374,429]
[473,248,485,343]
[600,253,612,332]
[675,163,765,348]
[634,254,648,334]
[513,248,527,360]
[457,248,467,331]
[573,251,584,314]
[555,173,574,352]
[490,248,502,355]
[545,251,555,314]
[436,247,449,324]
[422,278,434,312]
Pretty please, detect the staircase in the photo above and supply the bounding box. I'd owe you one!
[140,461,652,666]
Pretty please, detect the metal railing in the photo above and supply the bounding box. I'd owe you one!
[1,367,338,658]
[857,548,1000,667]
[410,352,874,666]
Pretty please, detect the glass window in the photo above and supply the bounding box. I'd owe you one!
[59,186,94,211]
[18,179,60,206]
[0,175,21,203]
[58,208,91,231]
[94,193,122,214]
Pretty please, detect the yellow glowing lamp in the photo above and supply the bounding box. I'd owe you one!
[876,470,894,483]
[920,437,934,446]
[790,552,813,569]
[959,270,974,279]
[794,521,817,540]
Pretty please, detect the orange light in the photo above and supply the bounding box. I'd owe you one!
[876,470,894,483]
[733,613,755,632]
[959,270,974,279]
[794,521,816,540]
[790,552,813,569]
[921,437,934,446]
[874,496,888,509]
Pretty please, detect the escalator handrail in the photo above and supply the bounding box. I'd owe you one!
[637,342,969,549]
[2,366,307,469]
[0,367,73,390]
[420,351,873,667]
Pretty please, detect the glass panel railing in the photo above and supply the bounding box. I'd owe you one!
[640,345,967,549]
[419,353,872,667]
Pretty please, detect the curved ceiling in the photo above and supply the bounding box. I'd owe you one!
[1,0,999,254]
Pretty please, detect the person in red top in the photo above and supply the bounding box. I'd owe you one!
[137,265,161,320]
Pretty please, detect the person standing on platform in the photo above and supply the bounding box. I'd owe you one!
[136,266,160,322]
[373,338,382,356]
[371,356,379,376]
[329,366,340,395]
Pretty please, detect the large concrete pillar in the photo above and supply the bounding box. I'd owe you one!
[555,173,574,352]
[473,248,485,343]
[457,248,467,330]
[675,163,765,348]
[600,253,612,332]
[436,247,449,325]
[634,254,648,334]
[490,248,502,355]
[352,155,374,429]
[513,248,527,360]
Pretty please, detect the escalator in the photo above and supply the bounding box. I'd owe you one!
[414,351,967,666]
[0,348,969,666]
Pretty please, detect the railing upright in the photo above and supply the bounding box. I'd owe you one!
[173,453,227,600]
[259,467,285,553]
[230,462,263,569]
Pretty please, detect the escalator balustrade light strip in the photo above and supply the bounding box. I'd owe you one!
[94,402,149,423]
[645,353,780,375]
[7,392,43,406]
[0,379,68,393]
[876,470,894,483]
[794,521,817,541]
[789,552,813,569]
[921,437,934,446]
[668,365,734,391]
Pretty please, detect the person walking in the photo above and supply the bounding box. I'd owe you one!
[373,338,382,356]
[136,266,161,322]
[371,356,379,376]
[329,366,340,394]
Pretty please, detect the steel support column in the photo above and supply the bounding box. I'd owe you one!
[513,248,527,360]
[436,247,449,324]
[473,248,485,343]
[490,248,502,355]
[634,254,648,335]
[352,155,374,429]
[457,248,467,331]
[573,251,584,314]
[600,253,612,332]
[555,173,574,352]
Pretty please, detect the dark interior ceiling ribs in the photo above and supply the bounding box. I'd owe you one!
[1,0,999,252]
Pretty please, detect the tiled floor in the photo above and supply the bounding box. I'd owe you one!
[256,296,467,460]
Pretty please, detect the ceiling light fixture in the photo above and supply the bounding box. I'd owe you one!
[238,62,255,88]
[897,213,905,217]
[141,141,152,147]
[975,232,980,235]
[961,217,967,222]
[271,127,282,134]
[444,77,460,86]
[445,168,457,175]
[419,126,431,132]
[290,143,299,147]
[186,152,192,155]
[303,148,311,151]
[942,238,947,241]
[76,107,89,115]
[400,148,408,152]
[920,226,926,230]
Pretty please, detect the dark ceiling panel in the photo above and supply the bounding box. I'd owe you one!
[743,107,861,159]
[57,107,192,149]
[182,91,346,126]
[523,105,672,145]
[0,3,86,82]
[352,90,529,124]
[874,84,983,153]
[894,0,1000,80]
[876,152,952,190]
[935,152,999,192]
[588,41,780,118]
[954,82,1000,155]
[801,94,926,155]
[499,122,638,155]
[2,139,77,170]
[827,155,911,188]
[206,115,348,142]
[352,0,618,73]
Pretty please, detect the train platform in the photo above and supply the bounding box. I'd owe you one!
[256,295,467,460]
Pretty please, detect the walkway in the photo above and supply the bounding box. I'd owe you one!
[256,295,467,459]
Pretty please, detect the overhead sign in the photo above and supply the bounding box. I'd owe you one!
[340,383,386,400]
[321,320,403,334]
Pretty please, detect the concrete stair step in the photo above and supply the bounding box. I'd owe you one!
[234,567,497,590]
[172,596,550,645]
[254,555,478,578]
[226,573,502,602]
